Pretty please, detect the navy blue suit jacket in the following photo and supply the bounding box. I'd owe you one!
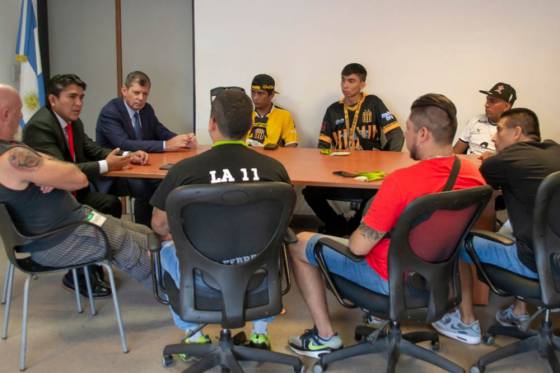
[96,98,176,152]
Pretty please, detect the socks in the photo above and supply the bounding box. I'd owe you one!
[252,320,269,335]
[185,330,204,342]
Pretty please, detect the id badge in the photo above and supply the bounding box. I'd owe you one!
[85,210,107,227]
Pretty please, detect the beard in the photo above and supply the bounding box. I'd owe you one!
[408,142,420,161]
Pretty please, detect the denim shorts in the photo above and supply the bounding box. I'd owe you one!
[459,236,538,279]
[305,234,389,294]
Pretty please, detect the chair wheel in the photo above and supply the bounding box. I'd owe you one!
[431,340,440,351]
[482,334,495,345]
[470,364,484,373]
[313,362,327,373]
[162,354,174,368]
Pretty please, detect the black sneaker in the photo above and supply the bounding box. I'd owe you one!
[246,332,271,350]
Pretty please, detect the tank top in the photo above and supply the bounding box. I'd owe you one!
[0,141,86,252]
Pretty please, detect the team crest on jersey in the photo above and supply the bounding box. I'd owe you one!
[362,109,373,123]
[381,111,394,121]
[335,118,345,125]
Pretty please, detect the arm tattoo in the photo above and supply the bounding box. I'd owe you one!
[8,146,43,170]
[357,222,385,243]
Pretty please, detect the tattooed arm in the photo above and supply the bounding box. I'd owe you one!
[0,145,88,191]
[348,222,386,256]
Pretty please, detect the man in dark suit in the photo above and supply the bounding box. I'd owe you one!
[23,73,149,297]
[96,71,196,226]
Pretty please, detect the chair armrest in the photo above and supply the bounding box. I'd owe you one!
[464,231,510,297]
[317,237,364,262]
[147,233,161,252]
[280,245,292,295]
[470,229,515,246]
[147,234,168,305]
[313,237,361,308]
[284,227,298,245]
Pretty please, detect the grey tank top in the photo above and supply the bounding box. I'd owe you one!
[0,141,86,252]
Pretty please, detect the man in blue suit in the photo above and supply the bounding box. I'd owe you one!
[96,71,196,226]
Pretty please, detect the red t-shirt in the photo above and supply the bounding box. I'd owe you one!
[362,156,485,280]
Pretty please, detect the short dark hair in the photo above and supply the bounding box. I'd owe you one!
[341,63,367,81]
[409,93,458,145]
[48,74,86,97]
[500,108,541,141]
[124,71,151,88]
[210,90,253,139]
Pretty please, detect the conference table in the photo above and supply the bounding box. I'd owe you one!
[108,145,492,304]
[109,145,414,188]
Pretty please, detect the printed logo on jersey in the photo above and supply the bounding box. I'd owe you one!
[209,168,261,184]
[362,109,373,123]
[381,111,394,122]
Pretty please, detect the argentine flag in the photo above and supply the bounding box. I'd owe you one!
[16,0,45,126]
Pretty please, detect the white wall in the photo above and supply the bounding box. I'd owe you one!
[0,0,24,85]
[194,0,560,146]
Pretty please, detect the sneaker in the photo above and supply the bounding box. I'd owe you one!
[246,332,271,350]
[176,334,211,362]
[496,304,530,328]
[288,328,343,359]
[432,310,481,345]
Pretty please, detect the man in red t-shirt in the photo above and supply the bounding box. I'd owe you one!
[287,93,486,358]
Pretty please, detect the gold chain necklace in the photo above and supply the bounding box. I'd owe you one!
[343,94,365,150]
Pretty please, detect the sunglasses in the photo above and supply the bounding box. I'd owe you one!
[210,86,245,102]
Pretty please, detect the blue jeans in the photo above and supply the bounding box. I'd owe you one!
[160,241,274,331]
[305,234,389,294]
[459,236,538,279]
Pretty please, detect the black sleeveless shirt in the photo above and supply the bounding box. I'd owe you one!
[0,141,86,252]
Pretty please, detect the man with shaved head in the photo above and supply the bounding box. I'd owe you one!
[0,84,153,290]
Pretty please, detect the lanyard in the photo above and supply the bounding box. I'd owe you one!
[343,94,365,150]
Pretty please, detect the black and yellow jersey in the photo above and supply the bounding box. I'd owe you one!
[247,105,298,147]
[318,94,403,151]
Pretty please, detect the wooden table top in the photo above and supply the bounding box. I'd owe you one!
[108,145,421,189]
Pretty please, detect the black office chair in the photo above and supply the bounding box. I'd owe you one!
[0,203,128,371]
[150,182,304,372]
[466,171,560,373]
[311,186,492,373]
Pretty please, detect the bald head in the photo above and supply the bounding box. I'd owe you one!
[0,84,23,141]
[0,84,19,104]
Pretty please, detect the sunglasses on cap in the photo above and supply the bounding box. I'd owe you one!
[210,86,245,102]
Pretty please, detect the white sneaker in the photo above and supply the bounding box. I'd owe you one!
[432,309,481,345]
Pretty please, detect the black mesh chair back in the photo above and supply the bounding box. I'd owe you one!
[533,171,560,308]
[388,186,492,322]
[165,182,295,329]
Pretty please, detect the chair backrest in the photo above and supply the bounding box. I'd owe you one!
[387,186,492,322]
[165,182,295,329]
[0,203,32,270]
[533,171,560,308]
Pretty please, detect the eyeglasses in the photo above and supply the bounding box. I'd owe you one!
[210,86,245,102]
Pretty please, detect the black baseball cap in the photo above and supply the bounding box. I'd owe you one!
[251,74,278,93]
[479,82,517,104]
